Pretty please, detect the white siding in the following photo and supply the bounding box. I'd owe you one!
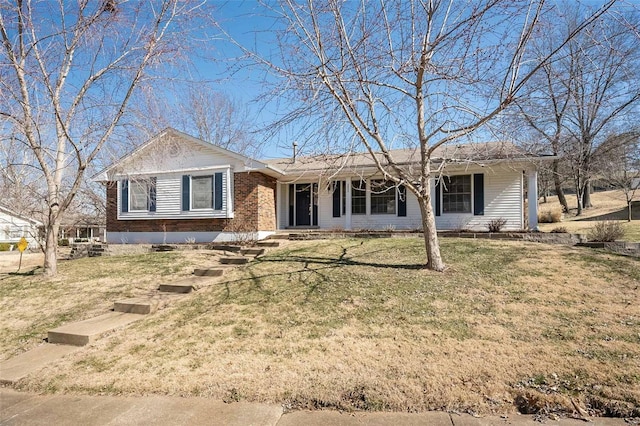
[435,169,523,231]
[119,141,239,175]
[277,167,524,231]
[0,210,40,247]
[118,171,230,220]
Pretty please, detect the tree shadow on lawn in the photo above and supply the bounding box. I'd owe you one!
[215,245,425,304]
[0,266,43,281]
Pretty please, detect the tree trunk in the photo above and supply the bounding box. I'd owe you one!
[575,189,583,216]
[582,179,592,209]
[418,195,445,271]
[553,160,569,213]
[628,200,633,222]
[43,222,59,277]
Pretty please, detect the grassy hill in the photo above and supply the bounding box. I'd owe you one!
[538,189,640,241]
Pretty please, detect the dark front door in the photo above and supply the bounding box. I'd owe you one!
[295,184,311,226]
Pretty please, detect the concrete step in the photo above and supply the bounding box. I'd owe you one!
[220,256,249,265]
[48,312,145,346]
[158,276,210,293]
[0,344,81,384]
[209,244,242,252]
[267,234,290,240]
[114,298,159,315]
[151,244,176,252]
[240,248,265,256]
[256,240,280,247]
[193,268,225,277]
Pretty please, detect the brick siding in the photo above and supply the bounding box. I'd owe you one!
[106,172,277,233]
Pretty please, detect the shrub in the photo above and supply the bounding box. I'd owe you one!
[486,218,508,232]
[550,226,568,234]
[0,243,12,251]
[58,239,69,246]
[587,221,625,242]
[538,209,562,223]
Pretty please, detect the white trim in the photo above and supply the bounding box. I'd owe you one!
[226,168,234,217]
[345,177,352,229]
[527,170,539,231]
[114,164,232,179]
[276,181,282,230]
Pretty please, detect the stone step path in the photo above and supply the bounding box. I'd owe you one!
[48,312,146,346]
[220,256,250,265]
[158,276,213,293]
[240,247,265,256]
[256,240,280,247]
[0,238,283,385]
[193,267,226,277]
[210,244,242,252]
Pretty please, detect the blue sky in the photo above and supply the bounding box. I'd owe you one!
[189,1,294,159]
[168,0,631,161]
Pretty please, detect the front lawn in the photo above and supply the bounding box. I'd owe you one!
[4,238,639,417]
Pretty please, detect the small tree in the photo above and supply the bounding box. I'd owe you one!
[0,0,209,276]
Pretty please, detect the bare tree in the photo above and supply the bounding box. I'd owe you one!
[229,0,614,271]
[534,6,639,216]
[0,0,209,276]
[593,131,640,221]
[132,85,261,157]
[516,18,573,213]
[566,16,640,215]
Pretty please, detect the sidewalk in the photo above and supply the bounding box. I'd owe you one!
[1,389,632,426]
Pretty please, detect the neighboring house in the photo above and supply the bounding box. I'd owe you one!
[58,215,106,243]
[0,205,42,249]
[96,128,547,244]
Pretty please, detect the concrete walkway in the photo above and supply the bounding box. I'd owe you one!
[0,389,632,426]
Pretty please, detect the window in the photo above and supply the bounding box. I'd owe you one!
[130,180,150,211]
[442,175,471,213]
[370,180,396,214]
[182,173,223,212]
[192,175,213,209]
[121,178,156,213]
[351,180,366,214]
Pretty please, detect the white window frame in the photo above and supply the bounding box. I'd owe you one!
[442,174,472,214]
[370,179,397,215]
[190,175,215,211]
[129,180,150,212]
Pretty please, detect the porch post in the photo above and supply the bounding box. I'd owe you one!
[527,169,539,231]
[345,177,352,230]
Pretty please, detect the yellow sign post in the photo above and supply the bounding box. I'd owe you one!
[17,237,28,272]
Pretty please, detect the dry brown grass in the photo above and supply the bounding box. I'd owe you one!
[0,250,224,360]
[538,190,640,241]
[4,238,638,417]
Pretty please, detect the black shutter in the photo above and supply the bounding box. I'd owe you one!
[435,180,441,217]
[397,184,407,217]
[148,177,157,212]
[332,181,341,218]
[214,173,223,210]
[182,175,190,211]
[121,180,129,213]
[473,173,484,216]
[288,184,294,226]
